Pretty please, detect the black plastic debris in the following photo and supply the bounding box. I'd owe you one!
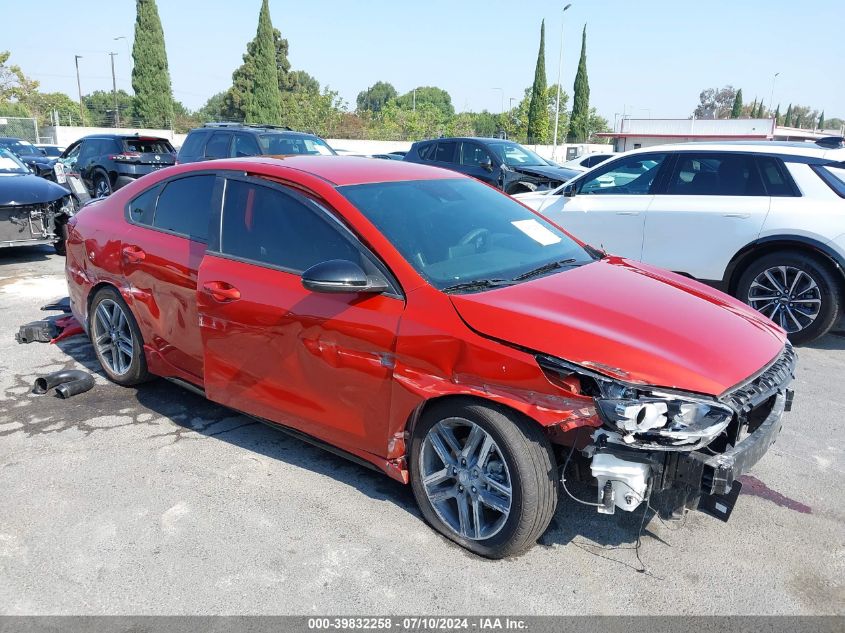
[15,320,59,344]
[41,297,72,313]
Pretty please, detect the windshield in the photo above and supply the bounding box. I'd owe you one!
[259,134,336,156]
[122,138,175,154]
[488,142,547,167]
[0,148,30,174]
[339,178,595,291]
[1,140,40,157]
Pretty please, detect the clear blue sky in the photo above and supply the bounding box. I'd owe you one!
[7,0,843,121]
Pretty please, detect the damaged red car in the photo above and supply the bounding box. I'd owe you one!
[65,156,795,558]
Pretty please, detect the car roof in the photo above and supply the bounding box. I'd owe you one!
[181,155,464,187]
[414,137,520,145]
[78,134,169,141]
[623,140,845,160]
[190,126,321,139]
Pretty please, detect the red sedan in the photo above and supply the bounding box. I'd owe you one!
[65,156,794,557]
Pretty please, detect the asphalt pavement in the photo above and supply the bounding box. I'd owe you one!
[0,246,843,615]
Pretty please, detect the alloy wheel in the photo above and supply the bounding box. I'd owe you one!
[92,299,134,375]
[747,265,822,334]
[419,417,512,541]
[95,178,110,198]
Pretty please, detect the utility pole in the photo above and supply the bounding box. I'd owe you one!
[769,72,780,115]
[412,88,416,112]
[109,52,119,127]
[74,55,84,123]
[552,3,573,160]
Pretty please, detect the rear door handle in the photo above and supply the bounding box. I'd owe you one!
[121,245,146,264]
[202,281,241,303]
[615,211,640,216]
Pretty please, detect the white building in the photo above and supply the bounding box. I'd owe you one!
[598,118,843,153]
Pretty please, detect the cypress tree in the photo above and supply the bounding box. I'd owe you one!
[785,104,793,127]
[244,0,283,124]
[526,20,548,144]
[818,111,825,130]
[131,0,174,128]
[730,90,742,118]
[774,104,780,124]
[567,25,590,143]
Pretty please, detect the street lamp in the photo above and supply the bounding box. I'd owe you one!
[552,3,573,160]
[769,72,780,117]
[74,55,84,123]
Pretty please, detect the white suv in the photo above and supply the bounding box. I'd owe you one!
[516,140,845,343]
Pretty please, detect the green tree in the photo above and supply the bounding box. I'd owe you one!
[356,81,398,113]
[0,51,39,104]
[818,111,825,130]
[730,89,743,118]
[287,70,319,94]
[567,25,590,142]
[784,104,793,126]
[131,0,174,128]
[694,85,737,119]
[395,86,454,118]
[774,104,780,124]
[547,83,569,143]
[245,0,283,124]
[83,89,134,126]
[197,91,228,122]
[526,20,548,143]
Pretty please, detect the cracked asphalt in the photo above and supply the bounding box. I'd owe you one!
[0,246,843,615]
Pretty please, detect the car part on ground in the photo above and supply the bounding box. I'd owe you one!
[16,319,59,343]
[65,155,794,557]
[516,140,845,343]
[404,137,579,194]
[0,148,76,253]
[32,369,93,396]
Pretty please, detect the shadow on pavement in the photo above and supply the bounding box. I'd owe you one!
[0,245,54,265]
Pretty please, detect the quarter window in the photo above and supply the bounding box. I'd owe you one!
[127,185,161,225]
[153,175,216,240]
[757,156,797,196]
[666,153,764,196]
[220,179,363,273]
[579,153,668,195]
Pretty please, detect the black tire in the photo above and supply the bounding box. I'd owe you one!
[736,251,842,345]
[93,172,112,198]
[409,398,558,558]
[88,286,151,385]
[53,240,66,256]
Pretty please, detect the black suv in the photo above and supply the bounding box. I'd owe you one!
[59,134,176,198]
[177,123,337,164]
[404,137,579,195]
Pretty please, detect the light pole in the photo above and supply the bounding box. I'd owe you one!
[769,72,780,116]
[492,87,504,114]
[552,3,573,160]
[109,52,119,127]
[74,55,84,123]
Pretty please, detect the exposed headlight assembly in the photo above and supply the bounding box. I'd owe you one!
[537,355,734,451]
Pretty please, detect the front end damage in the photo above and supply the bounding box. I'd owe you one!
[539,343,796,520]
[0,196,75,249]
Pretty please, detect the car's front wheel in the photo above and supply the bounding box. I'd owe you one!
[409,399,558,558]
[737,251,842,344]
[88,287,150,385]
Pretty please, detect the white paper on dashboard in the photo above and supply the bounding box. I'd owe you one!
[511,219,562,246]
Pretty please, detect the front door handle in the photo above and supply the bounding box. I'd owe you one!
[723,213,751,219]
[202,281,241,303]
[121,245,146,264]
[615,211,640,216]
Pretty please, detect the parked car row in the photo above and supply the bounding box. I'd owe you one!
[65,155,795,558]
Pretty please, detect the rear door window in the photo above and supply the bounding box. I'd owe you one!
[153,175,216,241]
[433,141,458,164]
[666,153,765,196]
[416,142,436,161]
[204,132,232,159]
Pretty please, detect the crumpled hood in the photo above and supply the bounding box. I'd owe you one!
[511,164,580,183]
[0,174,68,206]
[449,257,786,396]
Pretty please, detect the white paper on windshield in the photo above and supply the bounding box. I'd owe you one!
[511,219,561,246]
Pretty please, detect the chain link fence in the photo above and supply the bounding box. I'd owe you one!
[0,116,49,143]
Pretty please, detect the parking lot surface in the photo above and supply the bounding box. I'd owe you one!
[1,246,843,615]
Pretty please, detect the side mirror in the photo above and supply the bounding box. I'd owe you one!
[563,182,577,198]
[301,259,388,294]
[480,160,494,172]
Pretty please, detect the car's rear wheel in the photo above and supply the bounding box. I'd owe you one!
[89,287,150,385]
[409,399,558,558]
[737,251,842,344]
[93,173,111,198]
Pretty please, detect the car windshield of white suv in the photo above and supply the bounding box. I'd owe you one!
[488,142,547,167]
[260,134,335,156]
[0,148,29,174]
[340,178,596,291]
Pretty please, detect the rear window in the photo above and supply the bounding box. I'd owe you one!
[122,138,175,154]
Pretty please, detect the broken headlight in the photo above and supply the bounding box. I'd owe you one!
[595,393,733,449]
[537,354,734,451]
